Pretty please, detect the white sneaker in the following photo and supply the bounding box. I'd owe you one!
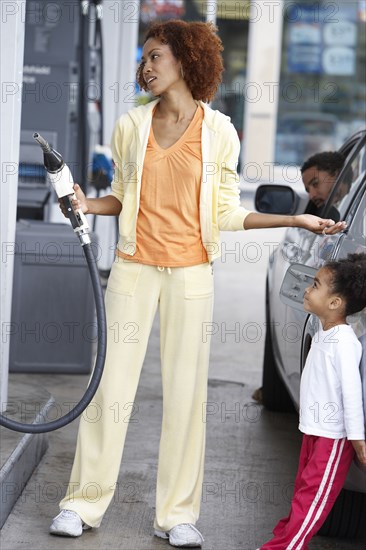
[49,509,91,537]
[155,523,204,547]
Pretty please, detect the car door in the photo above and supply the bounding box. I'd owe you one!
[281,133,366,398]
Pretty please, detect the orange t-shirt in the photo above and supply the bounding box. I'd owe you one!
[118,105,208,266]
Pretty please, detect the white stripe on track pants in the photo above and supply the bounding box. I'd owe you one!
[59,260,214,531]
[260,434,355,550]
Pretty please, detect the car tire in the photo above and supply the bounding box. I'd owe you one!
[262,286,295,413]
[318,488,366,537]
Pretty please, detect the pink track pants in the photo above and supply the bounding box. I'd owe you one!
[260,434,355,550]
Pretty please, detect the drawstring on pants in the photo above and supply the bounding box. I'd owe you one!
[157,266,172,275]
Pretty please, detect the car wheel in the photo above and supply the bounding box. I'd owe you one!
[262,286,295,412]
[318,488,366,537]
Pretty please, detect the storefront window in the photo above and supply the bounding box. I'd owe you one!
[276,0,366,166]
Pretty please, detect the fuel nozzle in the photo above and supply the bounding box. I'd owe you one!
[33,131,91,246]
[33,132,51,152]
[33,132,64,172]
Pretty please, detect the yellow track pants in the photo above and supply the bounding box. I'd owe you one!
[60,259,214,531]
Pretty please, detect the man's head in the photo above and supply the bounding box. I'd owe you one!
[301,151,345,209]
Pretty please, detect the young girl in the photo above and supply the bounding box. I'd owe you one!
[259,252,366,549]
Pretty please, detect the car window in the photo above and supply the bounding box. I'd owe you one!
[323,136,366,221]
[337,186,366,255]
[334,177,366,340]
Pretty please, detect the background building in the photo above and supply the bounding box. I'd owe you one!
[105,0,366,175]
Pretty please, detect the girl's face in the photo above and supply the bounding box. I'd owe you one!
[303,267,334,317]
[140,37,183,97]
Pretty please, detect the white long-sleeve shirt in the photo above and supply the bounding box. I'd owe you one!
[299,324,365,440]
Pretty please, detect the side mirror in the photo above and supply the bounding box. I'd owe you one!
[280,263,317,310]
[255,184,299,215]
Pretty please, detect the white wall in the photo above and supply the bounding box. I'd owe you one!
[0,0,26,410]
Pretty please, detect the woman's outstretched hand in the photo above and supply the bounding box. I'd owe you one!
[295,214,347,235]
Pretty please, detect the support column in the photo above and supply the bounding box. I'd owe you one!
[0,0,26,410]
[241,0,284,173]
[102,0,141,141]
[206,0,217,24]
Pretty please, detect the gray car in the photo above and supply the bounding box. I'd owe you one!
[255,129,366,537]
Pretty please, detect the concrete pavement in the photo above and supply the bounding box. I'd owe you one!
[1,218,366,549]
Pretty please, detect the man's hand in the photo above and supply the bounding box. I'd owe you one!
[295,214,347,235]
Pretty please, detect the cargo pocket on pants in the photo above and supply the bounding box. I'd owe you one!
[106,259,143,297]
[184,263,214,300]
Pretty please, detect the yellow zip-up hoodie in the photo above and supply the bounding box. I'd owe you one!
[110,99,252,262]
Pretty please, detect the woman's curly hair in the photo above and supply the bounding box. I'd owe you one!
[136,20,224,102]
[325,252,366,316]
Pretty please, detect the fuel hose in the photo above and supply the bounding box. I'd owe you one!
[0,242,107,434]
[0,133,107,433]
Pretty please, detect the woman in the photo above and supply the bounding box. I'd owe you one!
[50,20,346,547]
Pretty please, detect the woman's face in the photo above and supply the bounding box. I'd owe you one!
[140,37,183,96]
